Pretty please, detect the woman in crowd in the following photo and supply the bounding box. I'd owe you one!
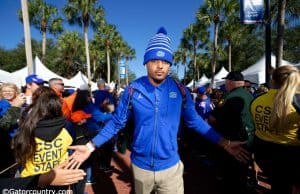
[251,65,300,194]
[0,83,25,177]
[12,86,73,189]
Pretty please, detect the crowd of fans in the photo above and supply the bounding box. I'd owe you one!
[0,64,299,194]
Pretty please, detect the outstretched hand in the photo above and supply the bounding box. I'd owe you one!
[223,140,250,163]
[68,144,92,169]
[38,159,86,186]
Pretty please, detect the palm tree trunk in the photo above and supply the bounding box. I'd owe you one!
[42,31,46,63]
[228,39,232,71]
[84,25,91,84]
[117,58,120,88]
[106,49,111,83]
[21,0,33,74]
[193,46,197,88]
[125,60,129,85]
[211,22,219,86]
[184,63,187,85]
[92,59,96,79]
[275,0,286,68]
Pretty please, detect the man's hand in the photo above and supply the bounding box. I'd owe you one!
[68,143,94,169]
[219,138,250,163]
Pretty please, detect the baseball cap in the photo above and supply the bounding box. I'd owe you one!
[70,110,92,123]
[197,86,207,95]
[97,79,106,85]
[222,71,244,81]
[25,74,45,84]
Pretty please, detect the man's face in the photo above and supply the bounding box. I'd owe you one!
[225,79,233,92]
[51,81,65,93]
[146,60,170,86]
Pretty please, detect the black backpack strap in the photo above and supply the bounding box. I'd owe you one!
[127,85,134,110]
[174,80,187,109]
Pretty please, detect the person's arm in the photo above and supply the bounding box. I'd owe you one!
[68,86,132,166]
[182,88,250,163]
[0,107,21,131]
[0,160,85,189]
[0,94,25,131]
[84,102,112,123]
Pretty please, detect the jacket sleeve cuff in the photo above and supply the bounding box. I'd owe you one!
[203,127,222,144]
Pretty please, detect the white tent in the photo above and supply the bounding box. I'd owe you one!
[0,69,23,87]
[186,80,200,88]
[68,71,98,91]
[186,74,210,88]
[214,67,229,81]
[198,74,210,86]
[242,54,292,84]
[214,66,229,87]
[11,56,70,86]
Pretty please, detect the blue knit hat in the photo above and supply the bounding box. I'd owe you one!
[143,27,173,65]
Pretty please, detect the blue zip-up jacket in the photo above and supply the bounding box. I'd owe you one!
[92,76,222,171]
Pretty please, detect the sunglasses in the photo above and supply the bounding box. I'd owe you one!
[55,83,65,86]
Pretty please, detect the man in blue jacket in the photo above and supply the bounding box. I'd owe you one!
[69,27,249,194]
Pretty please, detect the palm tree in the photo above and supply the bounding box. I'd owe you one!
[123,46,136,85]
[20,0,33,74]
[182,23,208,87]
[275,0,300,67]
[19,0,63,63]
[112,33,126,87]
[197,0,238,86]
[219,12,243,71]
[94,22,118,83]
[64,0,104,83]
[89,39,105,79]
[173,46,189,84]
[57,31,84,78]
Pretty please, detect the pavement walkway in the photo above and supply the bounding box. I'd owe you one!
[84,148,220,194]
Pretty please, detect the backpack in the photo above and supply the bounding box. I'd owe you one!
[116,80,187,153]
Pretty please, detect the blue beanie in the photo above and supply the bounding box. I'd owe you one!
[143,27,173,65]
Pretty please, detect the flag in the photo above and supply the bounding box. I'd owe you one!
[240,0,264,24]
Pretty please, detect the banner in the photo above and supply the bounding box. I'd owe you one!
[240,0,264,24]
[119,61,126,79]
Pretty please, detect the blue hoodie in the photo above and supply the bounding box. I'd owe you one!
[92,76,221,171]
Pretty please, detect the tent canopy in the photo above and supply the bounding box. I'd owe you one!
[0,69,23,87]
[11,56,70,86]
[67,71,98,91]
[242,54,292,84]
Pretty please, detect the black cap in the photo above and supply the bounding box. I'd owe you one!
[222,71,244,81]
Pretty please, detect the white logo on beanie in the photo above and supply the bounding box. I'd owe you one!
[156,50,165,57]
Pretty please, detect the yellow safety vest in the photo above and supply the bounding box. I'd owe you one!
[21,128,73,177]
[251,89,300,145]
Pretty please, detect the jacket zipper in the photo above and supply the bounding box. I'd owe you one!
[151,91,158,167]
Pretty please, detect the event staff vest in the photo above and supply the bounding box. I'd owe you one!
[251,89,300,145]
[21,128,73,177]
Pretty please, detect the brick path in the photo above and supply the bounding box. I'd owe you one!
[84,148,220,194]
[84,150,133,194]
